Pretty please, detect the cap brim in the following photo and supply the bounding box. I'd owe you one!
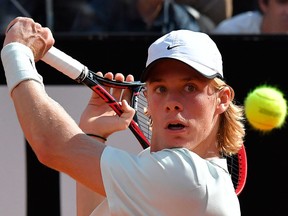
[141,57,223,82]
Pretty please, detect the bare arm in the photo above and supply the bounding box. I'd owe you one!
[77,182,105,216]
[10,79,106,194]
[1,17,135,198]
[2,16,107,195]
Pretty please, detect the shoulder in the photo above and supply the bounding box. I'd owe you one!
[100,147,238,215]
[213,11,262,34]
[101,147,221,182]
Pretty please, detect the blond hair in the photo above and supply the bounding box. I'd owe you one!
[212,78,246,155]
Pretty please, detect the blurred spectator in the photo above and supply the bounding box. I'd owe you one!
[213,0,288,34]
[0,0,85,33]
[0,0,45,34]
[177,0,233,25]
[70,0,217,34]
[137,0,216,33]
[53,0,87,32]
[0,0,80,33]
[232,0,256,15]
[1,0,234,34]
[70,0,145,33]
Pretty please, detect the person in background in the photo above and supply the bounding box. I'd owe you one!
[70,0,145,32]
[70,0,204,33]
[213,0,288,34]
[70,0,226,33]
[0,0,46,34]
[0,0,233,34]
[1,17,245,215]
[0,0,87,33]
[177,0,234,25]
[136,0,215,33]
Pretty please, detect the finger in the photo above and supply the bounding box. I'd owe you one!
[96,71,104,77]
[6,17,33,34]
[5,21,16,34]
[125,74,134,82]
[120,99,136,126]
[103,72,114,93]
[107,73,125,101]
[122,74,134,104]
[90,71,106,103]
[5,17,24,33]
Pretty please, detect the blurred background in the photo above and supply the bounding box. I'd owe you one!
[1,1,288,215]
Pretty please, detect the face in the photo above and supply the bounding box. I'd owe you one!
[144,59,229,156]
[260,0,288,33]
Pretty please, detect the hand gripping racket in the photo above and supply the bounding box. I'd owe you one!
[42,46,247,195]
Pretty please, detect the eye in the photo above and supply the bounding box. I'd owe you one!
[155,86,166,94]
[185,84,196,92]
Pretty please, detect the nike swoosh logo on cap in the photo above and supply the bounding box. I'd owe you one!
[167,45,181,50]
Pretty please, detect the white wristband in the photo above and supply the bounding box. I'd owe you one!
[1,42,44,96]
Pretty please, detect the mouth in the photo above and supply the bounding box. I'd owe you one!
[167,123,186,130]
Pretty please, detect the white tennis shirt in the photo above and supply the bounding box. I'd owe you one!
[213,11,262,34]
[90,146,240,215]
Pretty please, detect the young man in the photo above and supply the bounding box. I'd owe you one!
[213,0,288,34]
[1,17,245,215]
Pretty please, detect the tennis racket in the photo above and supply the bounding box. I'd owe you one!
[41,46,247,195]
[226,145,247,195]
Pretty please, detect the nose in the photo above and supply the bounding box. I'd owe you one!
[165,94,184,112]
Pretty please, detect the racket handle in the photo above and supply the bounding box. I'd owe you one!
[42,46,85,80]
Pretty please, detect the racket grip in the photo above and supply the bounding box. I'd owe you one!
[42,46,86,80]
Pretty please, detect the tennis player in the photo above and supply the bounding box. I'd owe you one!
[1,17,245,215]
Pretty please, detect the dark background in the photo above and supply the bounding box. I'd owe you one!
[1,33,288,216]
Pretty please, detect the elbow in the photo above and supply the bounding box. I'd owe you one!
[35,145,55,167]
[28,136,60,168]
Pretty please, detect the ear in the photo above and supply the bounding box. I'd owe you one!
[258,0,268,13]
[216,86,232,114]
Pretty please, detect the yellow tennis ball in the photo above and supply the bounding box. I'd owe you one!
[244,85,287,132]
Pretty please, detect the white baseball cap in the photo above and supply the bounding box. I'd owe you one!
[141,30,223,81]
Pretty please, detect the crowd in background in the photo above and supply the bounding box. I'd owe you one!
[213,0,288,34]
[1,0,288,34]
[0,0,260,34]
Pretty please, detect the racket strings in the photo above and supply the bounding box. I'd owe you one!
[227,155,240,189]
[226,152,246,195]
[135,90,152,142]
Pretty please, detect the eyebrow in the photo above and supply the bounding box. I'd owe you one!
[147,75,208,85]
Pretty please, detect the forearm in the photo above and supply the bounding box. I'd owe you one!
[1,42,106,195]
[12,80,107,209]
[1,17,107,196]
[10,76,106,195]
[11,80,83,166]
[77,182,105,216]
[1,42,83,164]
